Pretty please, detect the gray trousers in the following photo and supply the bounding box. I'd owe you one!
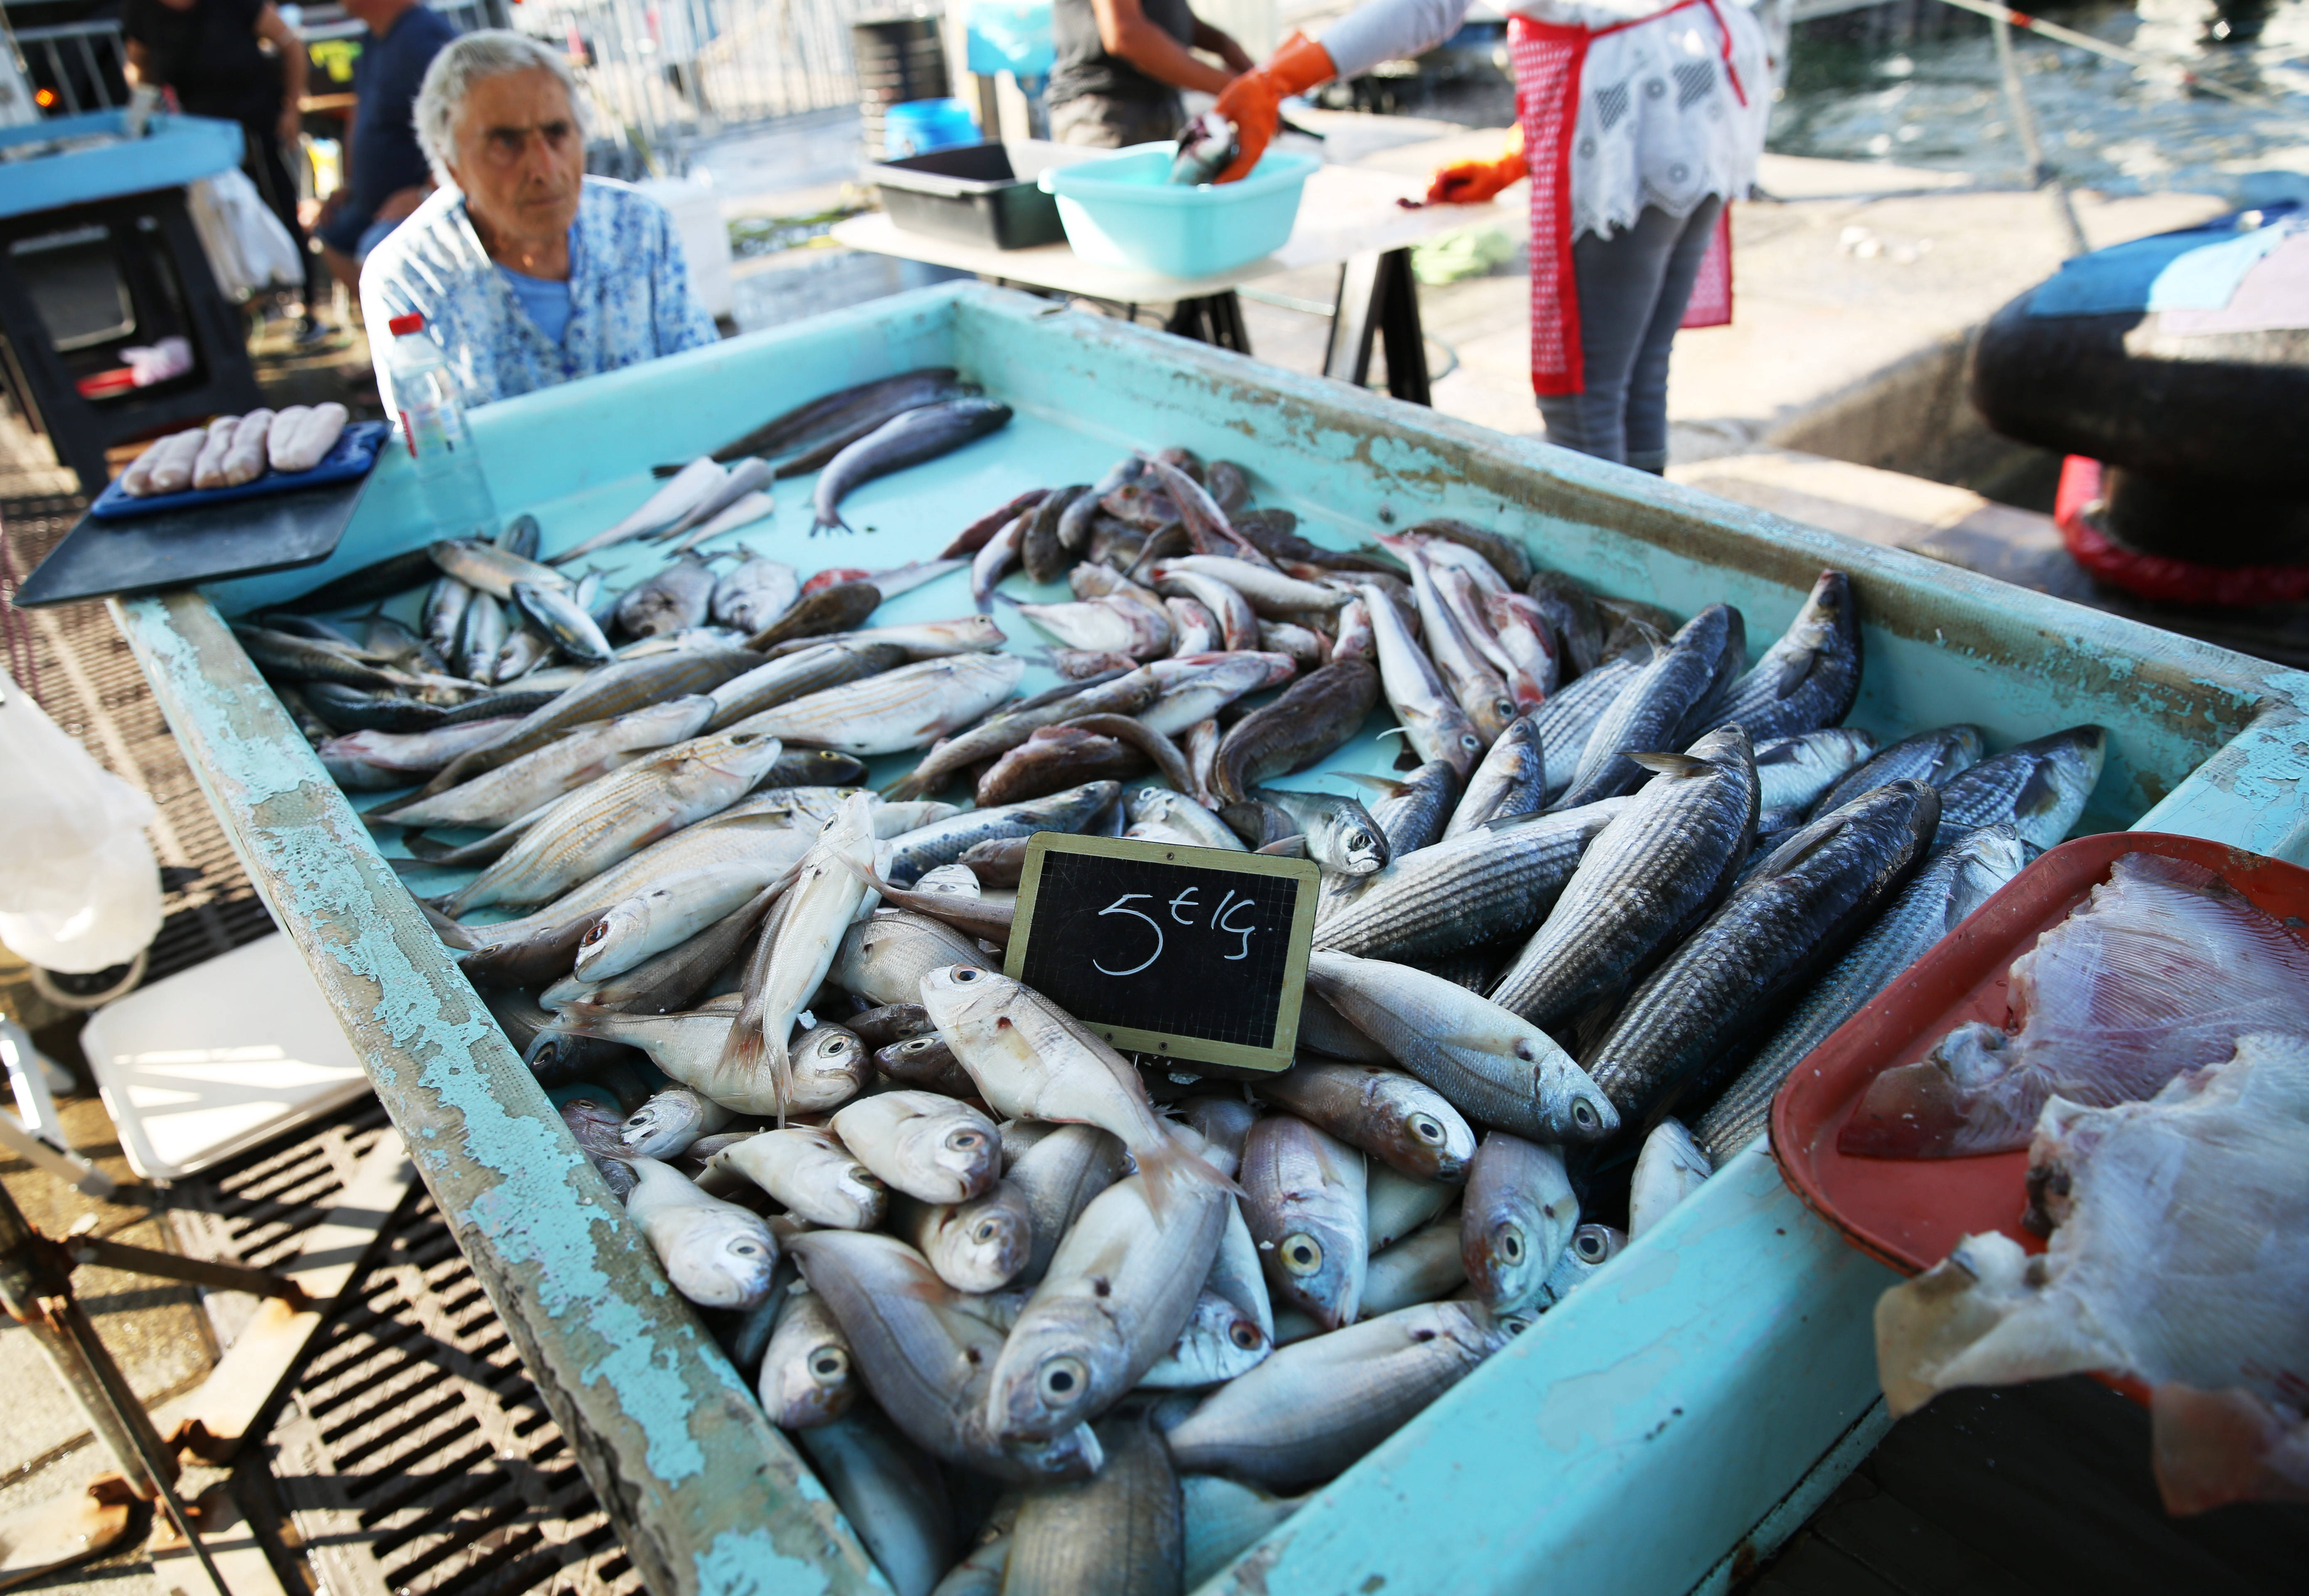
[1536,195,1725,474]
[1049,92,1186,149]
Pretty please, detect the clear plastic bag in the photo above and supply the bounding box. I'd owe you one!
[0,678,162,972]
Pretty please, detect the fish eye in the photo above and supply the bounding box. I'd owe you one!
[580,922,609,947]
[809,1349,848,1382]
[974,1220,999,1243]
[1576,1229,1609,1263]
[953,967,982,983]
[1461,734,1484,752]
[1349,832,1372,850]
[1410,1113,1448,1145]
[901,1038,934,1054]
[1572,1100,1600,1133]
[1038,1355,1088,1402]
[949,1130,985,1152]
[731,1241,762,1257]
[1498,1227,1525,1264]
[1228,1321,1264,1350]
[1280,1233,1324,1276]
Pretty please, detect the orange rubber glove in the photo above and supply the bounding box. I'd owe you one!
[1209,32,1337,184]
[1425,123,1526,204]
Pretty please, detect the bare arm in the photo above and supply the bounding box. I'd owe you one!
[1090,0,1238,96]
[123,38,153,89]
[256,2,308,143]
[1191,17,1255,73]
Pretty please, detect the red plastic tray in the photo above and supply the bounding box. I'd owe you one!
[1770,831,2309,1278]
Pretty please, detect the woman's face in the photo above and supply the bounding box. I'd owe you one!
[447,66,582,253]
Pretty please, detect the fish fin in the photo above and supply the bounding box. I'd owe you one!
[879,772,932,803]
[1625,751,1709,778]
[1254,835,1309,858]
[1135,1133,1244,1222]
[1771,653,1817,699]
[386,855,455,876]
[1329,772,1408,798]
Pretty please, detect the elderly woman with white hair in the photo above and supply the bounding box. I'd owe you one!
[360,30,718,414]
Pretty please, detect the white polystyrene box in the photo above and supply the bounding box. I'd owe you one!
[79,933,371,1180]
[637,176,735,322]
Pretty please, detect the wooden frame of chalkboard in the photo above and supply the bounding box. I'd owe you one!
[1004,832,1319,1076]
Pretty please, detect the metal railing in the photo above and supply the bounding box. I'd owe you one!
[525,0,876,171]
[11,20,129,116]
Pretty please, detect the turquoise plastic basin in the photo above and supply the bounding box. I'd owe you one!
[1039,143,1319,278]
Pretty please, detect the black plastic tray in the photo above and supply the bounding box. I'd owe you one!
[873,141,1066,250]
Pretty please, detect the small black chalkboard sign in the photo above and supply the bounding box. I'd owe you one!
[1004,832,1319,1074]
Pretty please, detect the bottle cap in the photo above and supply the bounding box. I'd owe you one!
[388,313,426,336]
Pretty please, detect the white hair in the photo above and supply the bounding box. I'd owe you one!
[414,30,583,182]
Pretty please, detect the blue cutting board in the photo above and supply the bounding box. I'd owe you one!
[88,420,392,520]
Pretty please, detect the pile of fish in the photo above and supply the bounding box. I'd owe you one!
[240,369,2126,1594]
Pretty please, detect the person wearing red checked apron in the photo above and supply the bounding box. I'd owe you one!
[1213,0,1774,473]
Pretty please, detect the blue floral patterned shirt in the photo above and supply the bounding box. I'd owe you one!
[361,176,719,415]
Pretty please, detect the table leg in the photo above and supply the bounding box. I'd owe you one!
[1325,247,1431,406]
[1166,293,1252,356]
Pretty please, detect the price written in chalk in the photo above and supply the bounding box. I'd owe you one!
[1091,884,1267,976]
[1005,832,1319,1075]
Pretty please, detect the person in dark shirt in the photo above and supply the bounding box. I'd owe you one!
[122,0,328,336]
[314,0,459,289]
[1047,0,1252,148]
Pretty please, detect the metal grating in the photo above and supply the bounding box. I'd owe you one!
[1,492,279,985]
[173,1103,642,1596]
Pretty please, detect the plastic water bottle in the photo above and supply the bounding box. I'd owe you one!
[386,312,499,542]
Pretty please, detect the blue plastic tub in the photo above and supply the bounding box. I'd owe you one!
[1040,143,1319,278]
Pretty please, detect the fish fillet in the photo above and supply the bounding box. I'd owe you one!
[1873,1031,2309,1513]
[1841,854,2309,1158]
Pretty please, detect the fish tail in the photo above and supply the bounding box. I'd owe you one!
[768,1034,793,1130]
[1135,1133,1243,1222]
[879,771,930,803]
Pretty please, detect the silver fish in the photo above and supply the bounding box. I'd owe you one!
[490,619,551,683]
[1388,536,1516,745]
[1358,579,1484,776]
[884,670,1157,803]
[1137,1287,1273,1388]
[554,457,729,564]
[442,730,788,914]
[1124,786,1245,852]
[431,537,571,599]
[1694,822,2026,1165]
[813,399,1013,534]
[1583,778,1940,1127]
[709,550,801,635]
[455,591,505,682]
[617,554,722,639]
[580,1006,869,1117]
[705,640,911,734]
[1162,1300,1519,1490]
[831,909,989,1006]
[1460,1132,1578,1314]
[1359,1207,1466,1317]
[317,716,519,789]
[987,1131,1232,1442]
[380,697,719,830]
[623,1156,778,1309]
[829,1090,1000,1204]
[573,864,778,982]
[791,1408,957,1596]
[618,1084,733,1159]
[1811,723,1986,818]
[1250,786,1389,875]
[788,1229,1102,1483]
[723,791,880,1113]
[764,614,1005,662]
[758,1284,856,1429]
[1003,1123,1129,1287]
[1169,109,1238,184]
[423,575,473,660]
[1004,1407,1182,1596]
[1532,1222,1623,1313]
[1530,650,1647,801]
[1930,725,2106,849]
[1709,570,1861,745]
[710,1125,887,1229]
[1553,602,1745,810]
[1364,1163,1455,1254]
[1488,724,1758,1031]
[1181,1476,1306,1591]
[1442,715,1546,838]
[1242,1115,1367,1330]
[1256,1062,1475,1184]
[1139,652,1297,737]
[727,653,1025,756]
[1628,1116,1712,1239]
[878,781,1119,887]
[893,1180,1033,1293]
[511,579,615,663]
[1013,594,1175,658]
[1312,802,1628,966]
[1753,727,1878,813]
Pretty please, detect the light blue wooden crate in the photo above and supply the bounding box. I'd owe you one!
[122,284,2309,1596]
[0,111,244,218]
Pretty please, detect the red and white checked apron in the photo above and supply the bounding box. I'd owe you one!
[1509,1,1745,396]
